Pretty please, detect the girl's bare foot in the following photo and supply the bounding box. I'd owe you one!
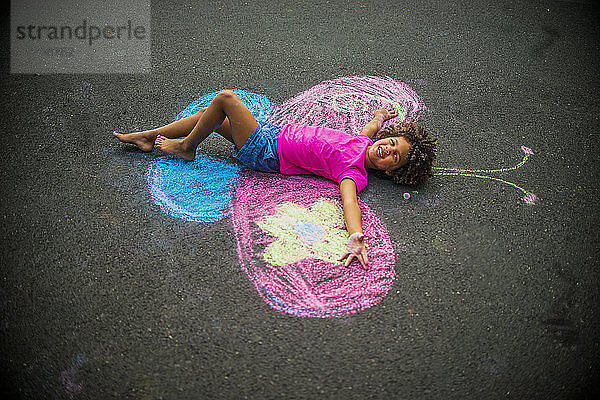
[113,130,156,152]
[155,135,197,160]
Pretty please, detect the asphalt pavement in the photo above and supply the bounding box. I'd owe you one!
[1,0,599,399]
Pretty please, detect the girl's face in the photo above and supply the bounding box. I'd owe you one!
[365,136,411,174]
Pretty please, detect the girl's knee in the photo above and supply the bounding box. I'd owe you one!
[215,90,238,102]
[194,106,208,116]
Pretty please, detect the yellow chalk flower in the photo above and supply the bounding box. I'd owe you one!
[255,199,348,266]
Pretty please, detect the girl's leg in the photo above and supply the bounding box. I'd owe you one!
[113,106,235,152]
[156,90,258,160]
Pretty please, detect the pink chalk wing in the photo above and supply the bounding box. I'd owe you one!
[232,172,395,318]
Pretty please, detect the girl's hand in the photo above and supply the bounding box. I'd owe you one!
[359,108,398,137]
[374,108,398,122]
[339,232,369,269]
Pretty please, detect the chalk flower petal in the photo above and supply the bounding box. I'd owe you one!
[261,236,309,266]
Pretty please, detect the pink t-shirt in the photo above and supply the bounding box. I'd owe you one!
[277,124,373,192]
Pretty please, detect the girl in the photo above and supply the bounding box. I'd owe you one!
[114,90,437,269]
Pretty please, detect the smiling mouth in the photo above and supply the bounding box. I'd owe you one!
[376,146,383,158]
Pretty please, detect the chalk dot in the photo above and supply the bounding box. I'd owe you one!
[403,193,410,200]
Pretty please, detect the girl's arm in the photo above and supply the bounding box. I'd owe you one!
[338,178,369,269]
[359,108,398,138]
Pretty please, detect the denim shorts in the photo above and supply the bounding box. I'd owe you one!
[232,121,281,173]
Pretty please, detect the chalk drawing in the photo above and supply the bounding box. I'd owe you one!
[59,353,85,398]
[146,89,274,223]
[143,76,537,317]
[268,75,425,133]
[232,172,395,318]
[147,154,241,222]
[144,77,423,316]
[433,146,538,205]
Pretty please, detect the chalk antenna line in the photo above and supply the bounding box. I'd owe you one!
[434,147,532,174]
[432,146,538,205]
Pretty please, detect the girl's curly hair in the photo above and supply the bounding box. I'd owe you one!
[372,121,438,185]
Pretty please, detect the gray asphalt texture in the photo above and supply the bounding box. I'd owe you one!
[1,0,599,399]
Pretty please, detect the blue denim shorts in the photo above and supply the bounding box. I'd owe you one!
[232,121,281,173]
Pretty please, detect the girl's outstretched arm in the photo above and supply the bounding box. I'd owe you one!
[338,178,369,269]
[359,108,398,138]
